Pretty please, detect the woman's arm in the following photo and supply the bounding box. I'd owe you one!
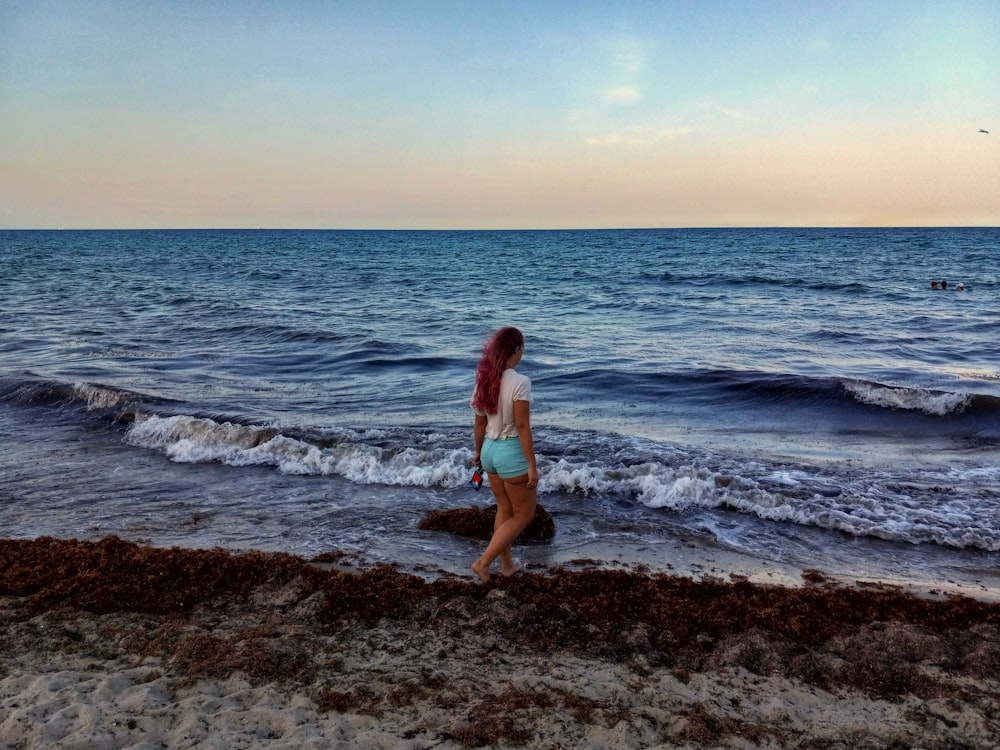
[513,399,538,487]
[473,413,487,466]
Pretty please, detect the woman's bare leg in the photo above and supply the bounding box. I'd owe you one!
[496,520,517,577]
[472,472,509,582]
[491,476,517,576]
[472,473,536,582]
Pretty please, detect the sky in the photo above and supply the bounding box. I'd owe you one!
[1,1,998,229]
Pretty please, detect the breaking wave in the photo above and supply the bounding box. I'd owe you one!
[5,376,1000,553]
[841,379,973,415]
[121,412,1000,553]
[126,414,474,489]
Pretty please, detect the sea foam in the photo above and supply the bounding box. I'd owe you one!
[126,414,473,488]
[124,412,1000,552]
[842,379,971,415]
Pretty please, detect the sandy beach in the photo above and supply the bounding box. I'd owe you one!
[2,536,1000,749]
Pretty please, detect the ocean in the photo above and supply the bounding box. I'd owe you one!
[2,228,999,593]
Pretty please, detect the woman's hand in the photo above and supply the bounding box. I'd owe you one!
[513,400,537,489]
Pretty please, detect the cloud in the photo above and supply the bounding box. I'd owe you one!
[585,126,693,147]
[603,85,641,104]
[807,37,831,53]
[611,38,646,74]
[716,106,755,122]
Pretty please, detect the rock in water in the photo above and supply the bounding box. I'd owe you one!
[418,504,555,541]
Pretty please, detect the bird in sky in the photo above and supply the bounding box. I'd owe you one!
[978,128,990,134]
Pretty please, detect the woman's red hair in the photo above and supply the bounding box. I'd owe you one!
[472,327,524,414]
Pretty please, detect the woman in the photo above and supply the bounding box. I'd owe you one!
[470,326,538,583]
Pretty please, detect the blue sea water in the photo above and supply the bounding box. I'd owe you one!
[2,228,999,592]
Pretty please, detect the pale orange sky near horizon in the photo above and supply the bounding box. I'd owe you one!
[2,1,998,229]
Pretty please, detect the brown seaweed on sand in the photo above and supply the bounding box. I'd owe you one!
[4,536,999,682]
[4,536,1000,748]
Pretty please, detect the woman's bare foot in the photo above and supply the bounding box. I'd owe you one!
[501,560,518,577]
[471,560,491,583]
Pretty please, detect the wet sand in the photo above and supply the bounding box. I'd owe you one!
[2,536,1000,749]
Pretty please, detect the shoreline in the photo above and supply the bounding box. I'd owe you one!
[3,536,1000,748]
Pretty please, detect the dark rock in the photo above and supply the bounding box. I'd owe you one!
[418,504,555,541]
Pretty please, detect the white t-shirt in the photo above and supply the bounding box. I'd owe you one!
[471,368,532,440]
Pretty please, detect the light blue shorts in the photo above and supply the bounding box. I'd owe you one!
[480,436,529,479]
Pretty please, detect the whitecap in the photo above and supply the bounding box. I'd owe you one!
[842,379,971,415]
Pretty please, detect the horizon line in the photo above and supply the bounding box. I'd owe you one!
[3,225,999,232]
